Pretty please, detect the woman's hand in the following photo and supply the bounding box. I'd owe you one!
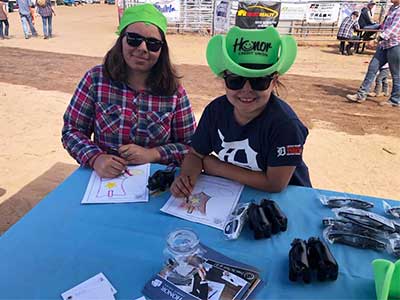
[92,154,127,178]
[119,144,161,164]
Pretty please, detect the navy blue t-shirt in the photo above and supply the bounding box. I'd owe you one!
[191,94,312,187]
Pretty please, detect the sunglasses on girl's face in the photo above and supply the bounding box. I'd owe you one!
[125,32,163,52]
[223,73,274,91]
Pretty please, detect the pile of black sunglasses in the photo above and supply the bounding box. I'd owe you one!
[147,167,176,194]
[248,199,287,240]
[383,200,400,218]
[320,197,400,255]
[289,237,338,283]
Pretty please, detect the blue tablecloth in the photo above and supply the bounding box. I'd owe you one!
[0,164,397,299]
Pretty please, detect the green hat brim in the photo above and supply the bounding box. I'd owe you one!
[206,27,297,78]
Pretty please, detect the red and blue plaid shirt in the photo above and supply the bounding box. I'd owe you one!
[62,65,196,167]
[337,16,360,39]
[380,4,400,49]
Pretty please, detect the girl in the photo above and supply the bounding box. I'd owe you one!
[62,4,196,178]
[171,26,311,196]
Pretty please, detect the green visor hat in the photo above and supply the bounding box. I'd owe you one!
[117,4,167,35]
[206,26,297,78]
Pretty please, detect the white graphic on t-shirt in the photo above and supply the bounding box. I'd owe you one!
[217,129,261,171]
[277,146,286,157]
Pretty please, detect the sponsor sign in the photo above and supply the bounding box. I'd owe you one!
[214,0,232,34]
[148,0,180,22]
[306,2,340,23]
[235,1,281,29]
[280,3,307,21]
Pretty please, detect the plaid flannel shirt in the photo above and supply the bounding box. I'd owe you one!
[337,16,360,39]
[62,65,196,167]
[380,5,400,49]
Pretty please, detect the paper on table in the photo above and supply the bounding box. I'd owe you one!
[81,164,150,204]
[160,174,243,230]
[61,272,117,300]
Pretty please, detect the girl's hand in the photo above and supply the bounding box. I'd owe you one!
[119,144,160,165]
[170,174,195,198]
[92,154,127,178]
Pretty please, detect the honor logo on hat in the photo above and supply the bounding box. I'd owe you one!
[206,26,297,78]
[232,37,272,57]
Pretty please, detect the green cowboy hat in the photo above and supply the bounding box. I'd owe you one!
[116,4,167,35]
[206,26,297,78]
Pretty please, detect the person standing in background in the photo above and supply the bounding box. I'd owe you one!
[16,0,37,39]
[369,63,390,97]
[29,1,35,25]
[0,0,9,39]
[346,0,400,107]
[37,0,55,39]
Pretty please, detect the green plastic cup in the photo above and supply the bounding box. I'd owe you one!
[372,259,400,300]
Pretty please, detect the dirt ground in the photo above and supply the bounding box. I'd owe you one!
[0,5,399,234]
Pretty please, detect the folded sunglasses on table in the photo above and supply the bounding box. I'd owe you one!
[320,195,374,210]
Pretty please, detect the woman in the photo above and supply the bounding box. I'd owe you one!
[171,26,311,196]
[36,0,55,39]
[62,4,196,178]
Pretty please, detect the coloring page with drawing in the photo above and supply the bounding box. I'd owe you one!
[160,174,244,230]
[81,164,150,204]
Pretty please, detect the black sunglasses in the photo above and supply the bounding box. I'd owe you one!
[324,197,374,209]
[125,32,163,52]
[223,73,274,91]
[326,230,386,251]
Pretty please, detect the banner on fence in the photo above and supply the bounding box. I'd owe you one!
[338,3,364,25]
[280,3,307,21]
[306,2,340,23]
[213,0,232,34]
[148,0,180,21]
[235,1,281,29]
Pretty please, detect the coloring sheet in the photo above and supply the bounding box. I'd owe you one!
[81,164,150,204]
[160,174,243,230]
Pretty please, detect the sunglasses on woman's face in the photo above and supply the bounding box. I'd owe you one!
[223,73,274,91]
[125,32,163,52]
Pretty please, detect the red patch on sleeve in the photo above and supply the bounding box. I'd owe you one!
[286,145,303,155]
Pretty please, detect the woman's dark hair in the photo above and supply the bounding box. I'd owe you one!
[103,27,181,96]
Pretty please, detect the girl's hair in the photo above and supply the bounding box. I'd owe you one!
[273,77,287,98]
[103,27,181,96]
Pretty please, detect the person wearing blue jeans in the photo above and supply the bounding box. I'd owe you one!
[369,63,390,97]
[346,0,400,107]
[42,15,52,38]
[0,0,9,39]
[16,0,37,39]
[37,0,55,39]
